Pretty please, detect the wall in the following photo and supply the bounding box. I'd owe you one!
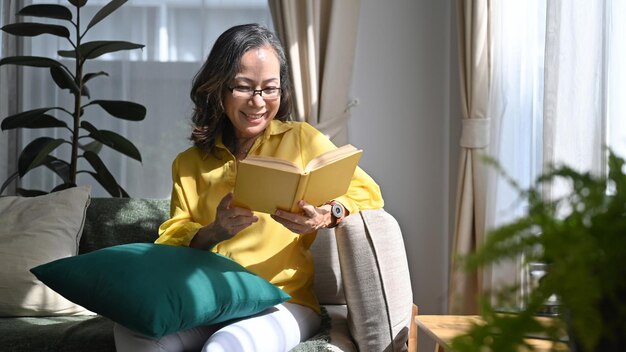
[350,1,459,348]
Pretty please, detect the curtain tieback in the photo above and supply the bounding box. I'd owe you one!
[460,118,490,149]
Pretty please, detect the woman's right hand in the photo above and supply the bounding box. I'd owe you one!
[189,193,258,250]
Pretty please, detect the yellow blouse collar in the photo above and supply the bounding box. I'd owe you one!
[210,119,294,158]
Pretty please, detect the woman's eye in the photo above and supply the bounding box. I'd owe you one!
[234,86,252,92]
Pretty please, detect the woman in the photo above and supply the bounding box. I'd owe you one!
[114,23,383,352]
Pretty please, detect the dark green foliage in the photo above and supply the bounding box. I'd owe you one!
[451,150,626,352]
[0,0,145,197]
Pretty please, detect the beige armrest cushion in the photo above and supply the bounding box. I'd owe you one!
[335,209,413,352]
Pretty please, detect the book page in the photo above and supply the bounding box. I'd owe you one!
[233,144,363,214]
[232,162,301,214]
[241,155,303,174]
[301,150,362,207]
[304,144,361,173]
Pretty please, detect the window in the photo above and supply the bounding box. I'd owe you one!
[20,0,273,198]
[486,0,626,305]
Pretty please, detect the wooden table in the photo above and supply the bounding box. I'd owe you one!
[416,315,569,352]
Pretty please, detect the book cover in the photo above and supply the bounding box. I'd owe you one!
[232,144,363,214]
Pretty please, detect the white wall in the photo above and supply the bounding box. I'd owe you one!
[350,0,459,336]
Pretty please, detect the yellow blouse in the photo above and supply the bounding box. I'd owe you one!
[156,120,384,313]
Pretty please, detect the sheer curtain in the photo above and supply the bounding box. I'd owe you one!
[544,0,626,196]
[0,0,20,195]
[14,0,273,198]
[606,1,626,160]
[485,0,546,305]
[486,0,626,307]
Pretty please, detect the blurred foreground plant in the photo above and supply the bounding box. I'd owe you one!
[451,150,626,352]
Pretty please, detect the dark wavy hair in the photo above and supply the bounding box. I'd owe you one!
[189,23,293,155]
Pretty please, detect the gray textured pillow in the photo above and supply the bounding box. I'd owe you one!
[335,209,413,352]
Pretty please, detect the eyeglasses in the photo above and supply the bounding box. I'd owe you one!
[228,86,282,100]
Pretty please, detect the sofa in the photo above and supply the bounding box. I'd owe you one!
[0,192,416,351]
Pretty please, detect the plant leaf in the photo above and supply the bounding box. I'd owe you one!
[1,22,70,38]
[0,171,19,196]
[84,151,122,197]
[80,120,101,137]
[119,185,130,198]
[83,71,109,83]
[82,85,91,98]
[80,121,141,162]
[51,183,77,193]
[68,0,88,8]
[58,40,144,60]
[43,155,71,183]
[88,129,142,162]
[18,4,73,21]
[86,0,127,32]
[0,56,63,68]
[99,130,142,162]
[1,108,67,130]
[18,137,66,177]
[50,66,80,94]
[87,171,129,197]
[79,140,103,153]
[87,100,146,121]
[22,114,68,129]
[17,188,48,197]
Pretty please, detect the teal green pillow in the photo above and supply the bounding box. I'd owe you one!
[30,243,290,338]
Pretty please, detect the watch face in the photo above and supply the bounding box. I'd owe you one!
[331,203,344,218]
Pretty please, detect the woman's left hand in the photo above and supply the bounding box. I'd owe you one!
[271,200,331,235]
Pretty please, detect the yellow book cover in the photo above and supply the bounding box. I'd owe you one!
[232,144,363,214]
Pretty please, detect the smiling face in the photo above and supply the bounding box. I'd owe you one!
[223,46,281,142]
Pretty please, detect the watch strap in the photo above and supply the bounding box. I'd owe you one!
[325,200,345,228]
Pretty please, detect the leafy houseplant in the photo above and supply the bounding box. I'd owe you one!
[1,0,146,197]
[451,150,626,352]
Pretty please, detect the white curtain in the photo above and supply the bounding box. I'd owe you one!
[485,0,547,307]
[13,0,272,198]
[543,0,625,197]
[268,0,360,146]
[606,1,626,161]
[486,0,626,308]
[0,0,20,195]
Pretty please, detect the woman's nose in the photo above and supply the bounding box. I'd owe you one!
[248,93,266,107]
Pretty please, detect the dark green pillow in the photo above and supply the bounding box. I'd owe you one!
[31,243,290,338]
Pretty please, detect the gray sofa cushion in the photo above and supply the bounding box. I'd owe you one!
[324,305,358,351]
[335,209,414,352]
[79,198,168,254]
[0,316,114,352]
[311,228,346,305]
[1,198,413,352]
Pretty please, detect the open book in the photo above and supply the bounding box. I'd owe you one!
[232,144,363,214]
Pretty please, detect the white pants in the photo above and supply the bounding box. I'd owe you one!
[114,302,321,352]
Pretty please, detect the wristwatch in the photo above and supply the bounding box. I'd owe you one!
[326,200,346,228]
